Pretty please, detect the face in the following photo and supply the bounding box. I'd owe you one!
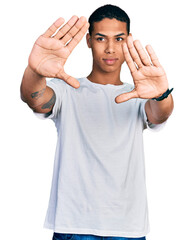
[87,18,128,74]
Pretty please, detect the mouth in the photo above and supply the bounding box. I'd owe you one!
[103,58,118,65]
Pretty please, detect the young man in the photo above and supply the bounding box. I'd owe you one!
[20,4,174,240]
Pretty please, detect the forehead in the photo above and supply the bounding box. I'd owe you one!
[92,18,128,35]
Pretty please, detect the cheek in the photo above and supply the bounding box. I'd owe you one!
[91,46,104,60]
[117,45,125,62]
[120,54,125,64]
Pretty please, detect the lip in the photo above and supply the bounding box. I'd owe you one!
[103,58,118,65]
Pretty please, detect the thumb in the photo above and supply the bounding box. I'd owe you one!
[115,89,138,103]
[57,70,80,89]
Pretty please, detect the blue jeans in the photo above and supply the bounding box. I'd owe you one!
[52,233,146,240]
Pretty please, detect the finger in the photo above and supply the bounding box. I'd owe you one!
[115,89,139,103]
[126,36,143,68]
[57,70,80,89]
[43,17,65,37]
[53,15,79,40]
[61,16,87,44]
[133,40,151,66]
[146,45,161,67]
[122,43,137,74]
[65,22,89,55]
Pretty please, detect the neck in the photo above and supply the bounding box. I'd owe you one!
[87,66,123,86]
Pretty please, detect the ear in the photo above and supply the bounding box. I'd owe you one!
[86,33,92,48]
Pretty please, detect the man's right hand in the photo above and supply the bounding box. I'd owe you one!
[28,16,89,88]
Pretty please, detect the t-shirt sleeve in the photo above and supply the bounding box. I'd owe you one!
[34,78,66,120]
[140,99,167,131]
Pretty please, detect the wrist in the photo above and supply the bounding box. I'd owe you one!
[26,65,45,80]
[152,88,174,101]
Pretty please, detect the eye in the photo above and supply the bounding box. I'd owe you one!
[116,37,124,42]
[96,37,105,42]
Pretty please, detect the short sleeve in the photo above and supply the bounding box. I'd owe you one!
[34,78,66,120]
[140,99,167,131]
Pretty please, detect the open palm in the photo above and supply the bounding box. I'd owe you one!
[29,16,89,88]
[115,34,169,103]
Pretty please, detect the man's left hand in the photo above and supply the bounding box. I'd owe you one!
[115,34,169,103]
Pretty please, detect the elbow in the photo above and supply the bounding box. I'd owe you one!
[149,115,170,124]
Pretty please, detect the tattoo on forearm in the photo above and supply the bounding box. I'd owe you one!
[41,92,56,110]
[31,88,46,99]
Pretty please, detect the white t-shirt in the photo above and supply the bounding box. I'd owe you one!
[36,77,165,238]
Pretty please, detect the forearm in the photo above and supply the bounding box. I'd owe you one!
[20,66,47,108]
[145,94,174,124]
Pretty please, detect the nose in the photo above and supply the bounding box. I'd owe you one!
[105,40,115,54]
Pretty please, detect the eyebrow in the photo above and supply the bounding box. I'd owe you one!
[95,33,126,37]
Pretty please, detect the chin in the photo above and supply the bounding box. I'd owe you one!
[94,60,122,74]
[102,66,121,74]
[99,63,120,72]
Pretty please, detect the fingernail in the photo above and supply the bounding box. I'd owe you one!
[75,82,80,88]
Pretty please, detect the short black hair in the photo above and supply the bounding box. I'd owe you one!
[88,4,130,35]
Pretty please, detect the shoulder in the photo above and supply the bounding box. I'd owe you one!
[47,78,66,86]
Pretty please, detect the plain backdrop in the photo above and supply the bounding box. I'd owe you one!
[0,0,193,240]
